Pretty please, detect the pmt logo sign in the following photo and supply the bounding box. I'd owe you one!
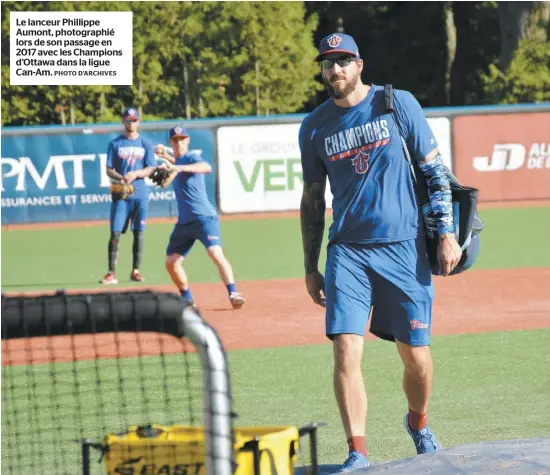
[0,154,110,191]
[473,143,550,172]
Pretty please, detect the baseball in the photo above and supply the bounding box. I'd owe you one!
[155,144,165,155]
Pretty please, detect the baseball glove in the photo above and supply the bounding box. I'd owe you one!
[150,164,178,188]
[110,182,134,200]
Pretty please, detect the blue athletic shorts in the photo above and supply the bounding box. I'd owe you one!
[166,216,222,257]
[110,196,148,233]
[324,238,434,346]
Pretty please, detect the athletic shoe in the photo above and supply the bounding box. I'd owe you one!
[130,270,145,282]
[403,414,443,454]
[337,451,370,472]
[229,291,246,309]
[99,271,118,285]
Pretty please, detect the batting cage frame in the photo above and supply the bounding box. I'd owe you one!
[2,290,233,475]
[1,290,323,475]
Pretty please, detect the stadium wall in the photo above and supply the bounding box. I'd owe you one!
[1,103,548,224]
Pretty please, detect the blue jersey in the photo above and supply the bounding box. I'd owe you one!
[173,150,217,224]
[106,135,155,197]
[299,84,438,244]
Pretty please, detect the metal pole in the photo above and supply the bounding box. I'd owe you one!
[310,428,319,475]
[180,306,233,475]
[81,439,91,475]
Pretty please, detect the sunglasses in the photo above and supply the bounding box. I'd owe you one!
[320,57,356,69]
[124,118,138,123]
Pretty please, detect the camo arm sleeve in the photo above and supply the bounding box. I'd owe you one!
[418,153,454,235]
[397,90,454,236]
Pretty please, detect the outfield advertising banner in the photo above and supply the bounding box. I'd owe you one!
[453,113,550,201]
[1,128,216,224]
[217,123,331,213]
[217,118,452,213]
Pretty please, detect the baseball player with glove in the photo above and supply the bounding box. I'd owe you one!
[152,126,245,310]
[299,34,462,471]
[99,108,156,285]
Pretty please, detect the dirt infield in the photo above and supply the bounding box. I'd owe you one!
[2,199,549,231]
[3,267,549,365]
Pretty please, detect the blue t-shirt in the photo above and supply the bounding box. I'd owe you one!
[106,135,155,197]
[172,150,217,224]
[299,84,438,244]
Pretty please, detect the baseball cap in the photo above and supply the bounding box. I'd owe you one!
[122,107,139,120]
[169,126,190,139]
[317,33,360,60]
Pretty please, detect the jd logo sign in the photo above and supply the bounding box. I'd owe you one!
[233,158,302,192]
[473,143,550,172]
[473,144,525,171]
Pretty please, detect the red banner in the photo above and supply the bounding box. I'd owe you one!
[453,113,550,201]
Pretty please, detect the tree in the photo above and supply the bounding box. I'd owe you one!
[482,39,550,103]
[480,1,550,104]
[449,2,500,106]
[1,1,122,125]
[128,2,178,117]
[152,2,206,119]
[12,1,545,124]
[1,1,61,125]
[2,1,324,125]
[160,2,322,118]
[228,2,322,115]
[498,1,537,71]
[305,2,449,108]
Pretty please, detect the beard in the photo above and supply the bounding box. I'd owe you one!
[323,71,360,99]
[124,123,138,134]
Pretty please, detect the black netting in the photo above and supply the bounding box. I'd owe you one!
[1,290,234,475]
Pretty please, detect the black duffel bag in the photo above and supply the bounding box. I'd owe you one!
[385,84,484,276]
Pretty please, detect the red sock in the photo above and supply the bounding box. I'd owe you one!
[408,409,428,431]
[347,436,367,456]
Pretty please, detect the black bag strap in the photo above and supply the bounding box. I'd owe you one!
[384,84,409,150]
[384,84,428,203]
[384,83,455,183]
[384,84,484,235]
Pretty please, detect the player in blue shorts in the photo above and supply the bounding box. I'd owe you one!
[155,126,246,310]
[299,33,463,471]
[99,107,156,285]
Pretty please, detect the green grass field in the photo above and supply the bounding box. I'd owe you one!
[230,330,550,464]
[2,350,204,474]
[3,330,549,471]
[2,205,550,470]
[2,206,550,292]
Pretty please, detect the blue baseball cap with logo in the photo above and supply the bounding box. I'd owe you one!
[317,33,360,60]
[122,107,139,120]
[169,126,190,139]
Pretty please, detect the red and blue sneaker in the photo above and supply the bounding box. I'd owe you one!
[337,450,370,472]
[404,414,443,454]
